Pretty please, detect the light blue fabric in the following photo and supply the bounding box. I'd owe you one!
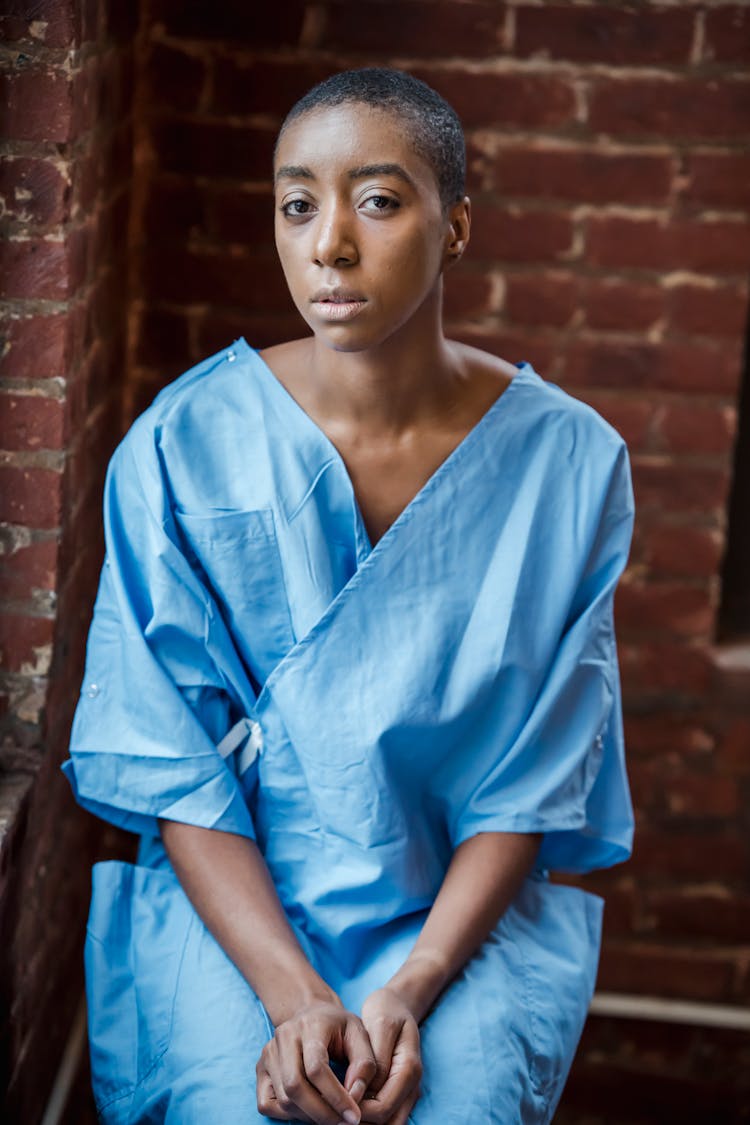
[62,336,635,1123]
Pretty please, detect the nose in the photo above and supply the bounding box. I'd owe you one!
[312,202,358,268]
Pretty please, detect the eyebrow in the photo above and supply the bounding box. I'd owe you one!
[274,162,416,188]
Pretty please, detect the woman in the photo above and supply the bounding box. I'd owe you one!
[63,68,634,1124]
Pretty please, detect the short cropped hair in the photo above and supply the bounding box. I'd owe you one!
[276,67,466,210]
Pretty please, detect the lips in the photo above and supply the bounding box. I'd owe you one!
[310,288,367,322]
[310,288,367,304]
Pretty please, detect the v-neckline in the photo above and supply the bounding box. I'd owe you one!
[234,335,534,558]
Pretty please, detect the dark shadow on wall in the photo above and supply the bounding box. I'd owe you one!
[719,291,750,640]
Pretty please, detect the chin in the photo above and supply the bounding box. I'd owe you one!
[311,324,384,354]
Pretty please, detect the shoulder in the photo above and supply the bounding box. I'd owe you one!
[510,362,628,476]
[456,339,627,461]
[115,339,260,466]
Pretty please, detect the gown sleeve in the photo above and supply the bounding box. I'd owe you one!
[61,420,256,841]
[449,438,635,873]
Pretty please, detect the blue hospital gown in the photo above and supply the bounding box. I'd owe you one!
[62,336,635,1124]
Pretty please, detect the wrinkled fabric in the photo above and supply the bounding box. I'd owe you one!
[62,336,635,1123]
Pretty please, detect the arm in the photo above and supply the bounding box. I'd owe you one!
[159,819,336,1025]
[159,820,376,1124]
[355,830,541,1125]
[385,829,541,1022]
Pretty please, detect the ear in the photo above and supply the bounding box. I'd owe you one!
[444,196,471,268]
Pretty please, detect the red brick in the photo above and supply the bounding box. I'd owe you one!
[0,157,71,227]
[0,67,73,144]
[587,215,750,273]
[615,582,715,639]
[153,0,306,44]
[80,275,129,371]
[630,759,740,819]
[597,943,736,1002]
[0,240,70,301]
[668,282,749,338]
[560,874,638,936]
[516,5,695,65]
[0,314,68,379]
[572,391,652,449]
[413,69,577,130]
[141,176,205,243]
[644,889,750,945]
[134,307,191,368]
[71,119,134,217]
[0,536,58,603]
[563,338,742,396]
[503,271,579,328]
[141,245,292,311]
[491,145,672,206]
[212,57,335,119]
[0,394,66,452]
[92,191,131,275]
[680,152,750,211]
[65,396,122,506]
[620,639,714,698]
[0,1,78,47]
[629,826,749,883]
[469,204,574,263]
[589,77,750,142]
[444,271,494,321]
[0,466,62,527]
[204,188,276,250]
[0,613,54,674]
[658,338,742,396]
[454,330,559,377]
[666,772,740,819]
[565,1033,750,1120]
[102,0,139,43]
[150,120,276,181]
[717,718,750,775]
[642,524,724,579]
[704,5,750,63]
[143,42,206,112]
[623,713,715,761]
[194,311,308,363]
[320,2,509,58]
[583,279,664,333]
[630,460,730,515]
[89,48,135,131]
[655,401,736,456]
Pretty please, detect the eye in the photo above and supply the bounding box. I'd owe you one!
[280,198,315,219]
[361,194,400,214]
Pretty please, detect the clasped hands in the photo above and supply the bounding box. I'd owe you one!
[256,986,422,1125]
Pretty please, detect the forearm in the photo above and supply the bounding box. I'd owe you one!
[158,819,338,1025]
[384,831,542,1023]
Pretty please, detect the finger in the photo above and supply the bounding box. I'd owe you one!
[272,1032,348,1125]
[256,1059,312,1122]
[341,1017,378,1101]
[385,1084,421,1125]
[355,1016,399,1096]
[299,1036,365,1124]
[358,1028,421,1123]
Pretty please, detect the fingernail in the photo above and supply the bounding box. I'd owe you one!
[349,1079,367,1101]
[343,1111,360,1125]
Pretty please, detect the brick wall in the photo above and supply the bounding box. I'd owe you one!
[130,2,750,1118]
[0,2,138,1120]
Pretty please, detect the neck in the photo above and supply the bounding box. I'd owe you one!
[306,286,463,437]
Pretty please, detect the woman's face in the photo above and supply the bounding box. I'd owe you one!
[273,102,468,353]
